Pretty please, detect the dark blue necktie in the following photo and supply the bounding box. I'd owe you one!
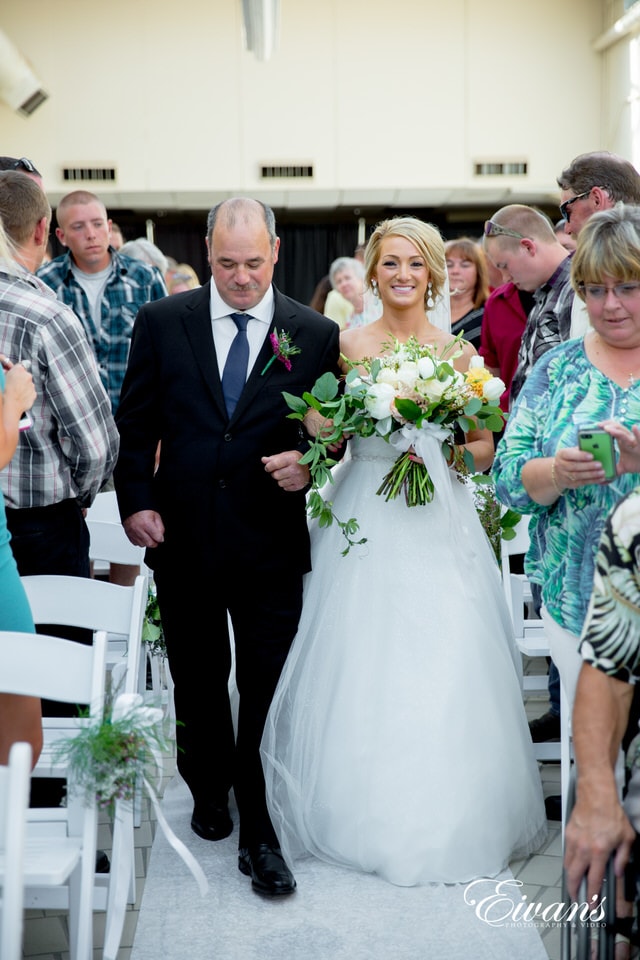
[221,313,251,417]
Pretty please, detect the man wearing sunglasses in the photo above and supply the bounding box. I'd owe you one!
[483,205,574,406]
[557,151,640,240]
[557,151,640,338]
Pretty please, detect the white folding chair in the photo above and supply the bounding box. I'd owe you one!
[500,516,573,826]
[0,630,107,960]
[86,492,170,713]
[21,574,148,952]
[21,573,147,697]
[86,489,145,572]
[0,740,32,960]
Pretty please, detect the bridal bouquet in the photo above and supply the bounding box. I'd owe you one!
[284,336,508,553]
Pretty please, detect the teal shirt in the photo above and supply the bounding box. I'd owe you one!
[493,338,640,636]
[0,365,8,552]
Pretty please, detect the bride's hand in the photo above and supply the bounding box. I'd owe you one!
[303,408,345,452]
[408,448,424,465]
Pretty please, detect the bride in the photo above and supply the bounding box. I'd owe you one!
[261,216,546,886]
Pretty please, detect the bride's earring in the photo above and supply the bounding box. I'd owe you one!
[371,279,379,298]
[426,281,435,310]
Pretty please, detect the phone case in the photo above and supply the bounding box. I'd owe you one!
[578,430,616,480]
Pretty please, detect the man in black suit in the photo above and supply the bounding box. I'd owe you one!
[114,198,340,896]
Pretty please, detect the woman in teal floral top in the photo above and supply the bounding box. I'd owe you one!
[493,204,640,710]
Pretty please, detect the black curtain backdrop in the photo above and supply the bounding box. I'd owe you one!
[48,210,361,306]
[48,203,551,307]
[273,221,359,306]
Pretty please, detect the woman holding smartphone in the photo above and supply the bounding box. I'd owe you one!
[493,203,640,713]
[0,222,41,767]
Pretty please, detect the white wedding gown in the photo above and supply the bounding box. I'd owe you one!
[261,433,547,886]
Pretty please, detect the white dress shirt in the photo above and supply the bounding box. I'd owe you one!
[209,281,275,380]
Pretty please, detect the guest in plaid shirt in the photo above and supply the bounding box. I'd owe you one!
[0,172,118,580]
[37,189,166,413]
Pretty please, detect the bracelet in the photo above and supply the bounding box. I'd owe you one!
[550,457,565,497]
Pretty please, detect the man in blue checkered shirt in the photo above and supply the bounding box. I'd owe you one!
[38,190,166,413]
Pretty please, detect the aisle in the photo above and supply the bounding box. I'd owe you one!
[131,774,548,960]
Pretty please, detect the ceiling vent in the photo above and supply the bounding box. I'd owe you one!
[260,164,313,179]
[474,161,528,176]
[62,167,117,182]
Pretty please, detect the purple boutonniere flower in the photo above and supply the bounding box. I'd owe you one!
[261,328,301,375]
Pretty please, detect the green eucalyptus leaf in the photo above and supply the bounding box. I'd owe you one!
[311,372,340,403]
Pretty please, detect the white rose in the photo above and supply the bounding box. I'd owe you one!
[482,377,506,403]
[419,378,449,401]
[364,382,396,420]
[376,367,399,387]
[611,493,640,549]
[468,355,485,370]
[417,356,437,379]
[396,361,419,389]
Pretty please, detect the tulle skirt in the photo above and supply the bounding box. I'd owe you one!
[262,435,547,885]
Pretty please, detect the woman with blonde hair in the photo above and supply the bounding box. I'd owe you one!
[263,215,546,887]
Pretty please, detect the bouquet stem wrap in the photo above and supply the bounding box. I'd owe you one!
[384,422,452,506]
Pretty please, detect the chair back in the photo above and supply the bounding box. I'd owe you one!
[86,491,145,566]
[21,574,147,696]
[0,741,32,960]
[0,630,106,708]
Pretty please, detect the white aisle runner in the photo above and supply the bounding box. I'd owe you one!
[131,774,548,960]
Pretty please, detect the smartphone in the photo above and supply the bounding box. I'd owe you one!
[18,412,32,431]
[578,428,616,480]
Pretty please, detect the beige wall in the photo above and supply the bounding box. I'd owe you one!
[0,0,616,211]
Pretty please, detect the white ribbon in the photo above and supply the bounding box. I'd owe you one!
[144,776,209,897]
[387,421,476,558]
[103,696,208,959]
[112,693,208,895]
[388,421,454,496]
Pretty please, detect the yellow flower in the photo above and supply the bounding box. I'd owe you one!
[465,365,492,398]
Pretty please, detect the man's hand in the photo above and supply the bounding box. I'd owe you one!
[261,450,310,492]
[564,665,636,904]
[564,786,635,903]
[123,510,165,548]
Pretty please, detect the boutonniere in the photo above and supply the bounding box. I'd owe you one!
[261,328,301,375]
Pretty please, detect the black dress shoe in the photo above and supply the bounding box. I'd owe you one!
[190,802,233,841]
[238,844,296,896]
[529,710,561,742]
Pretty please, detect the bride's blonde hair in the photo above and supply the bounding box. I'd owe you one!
[364,216,446,307]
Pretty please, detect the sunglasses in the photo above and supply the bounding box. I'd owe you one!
[12,157,37,174]
[483,220,524,240]
[559,190,591,223]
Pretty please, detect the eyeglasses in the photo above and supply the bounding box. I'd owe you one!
[483,220,524,240]
[578,281,640,301]
[559,190,591,223]
[11,157,37,174]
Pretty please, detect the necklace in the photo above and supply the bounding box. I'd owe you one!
[589,332,640,387]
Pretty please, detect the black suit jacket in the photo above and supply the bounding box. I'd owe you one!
[114,282,341,577]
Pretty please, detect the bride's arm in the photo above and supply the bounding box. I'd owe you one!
[460,425,494,473]
[453,341,496,473]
